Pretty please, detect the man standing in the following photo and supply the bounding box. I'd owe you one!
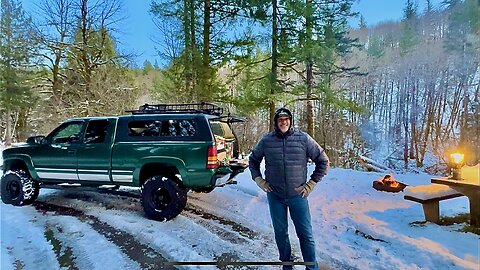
[249,107,329,270]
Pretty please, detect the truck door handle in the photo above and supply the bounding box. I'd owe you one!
[68,149,77,155]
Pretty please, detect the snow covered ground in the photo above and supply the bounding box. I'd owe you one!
[1,163,479,270]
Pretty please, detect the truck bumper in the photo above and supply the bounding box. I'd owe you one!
[213,159,248,187]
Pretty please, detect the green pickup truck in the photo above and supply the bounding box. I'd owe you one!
[1,103,247,221]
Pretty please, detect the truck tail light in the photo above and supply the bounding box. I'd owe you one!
[207,145,218,169]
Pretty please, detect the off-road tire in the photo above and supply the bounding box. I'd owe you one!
[1,169,40,206]
[23,181,40,205]
[141,175,187,221]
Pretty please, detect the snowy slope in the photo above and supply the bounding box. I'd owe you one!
[1,166,479,270]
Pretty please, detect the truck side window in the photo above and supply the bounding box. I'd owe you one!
[84,120,109,144]
[160,119,196,137]
[51,122,84,144]
[128,119,196,137]
[178,119,195,136]
[128,120,161,136]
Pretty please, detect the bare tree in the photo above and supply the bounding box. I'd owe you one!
[34,0,75,116]
[338,1,479,170]
[151,17,183,62]
[68,0,129,116]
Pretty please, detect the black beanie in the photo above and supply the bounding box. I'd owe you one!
[273,107,293,135]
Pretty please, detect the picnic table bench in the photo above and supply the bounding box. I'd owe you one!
[404,184,464,224]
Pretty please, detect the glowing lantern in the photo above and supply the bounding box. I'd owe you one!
[449,153,465,180]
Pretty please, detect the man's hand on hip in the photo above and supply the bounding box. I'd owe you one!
[295,180,317,198]
[254,177,272,192]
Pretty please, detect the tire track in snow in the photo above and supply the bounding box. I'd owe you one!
[44,187,261,243]
[182,202,285,266]
[39,188,280,267]
[33,201,176,270]
[43,226,78,270]
[37,188,348,269]
[1,204,61,270]
[183,204,258,242]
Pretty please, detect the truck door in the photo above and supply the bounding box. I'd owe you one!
[76,119,113,183]
[32,121,84,181]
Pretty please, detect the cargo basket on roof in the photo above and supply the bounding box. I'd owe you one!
[126,102,245,123]
[126,102,224,116]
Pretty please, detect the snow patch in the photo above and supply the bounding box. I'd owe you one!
[404,184,461,200]
[0,204,60,270]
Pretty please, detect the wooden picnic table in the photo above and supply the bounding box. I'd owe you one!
[431,177,480,227]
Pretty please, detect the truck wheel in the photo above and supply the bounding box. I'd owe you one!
[141,175,187,221]
[1,170,39,206]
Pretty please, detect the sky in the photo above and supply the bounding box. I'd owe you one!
[1,147,479,270]
[350,0,445,27]
[21,0,445,68]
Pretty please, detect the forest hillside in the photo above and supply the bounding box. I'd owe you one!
[1,0,478,173]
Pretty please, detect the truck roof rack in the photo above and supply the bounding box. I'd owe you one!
[126,102,224,116]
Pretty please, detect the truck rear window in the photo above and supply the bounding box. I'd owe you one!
[128,119,196,137]
[209,121,234,139]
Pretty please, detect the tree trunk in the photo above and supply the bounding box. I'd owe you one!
[190,0,197,98]
[81,0,91,116]
[409,77,416,160]
[306,69,314,136]
[416,80,435,167]
[183,0,191,95]
[51,43,64,112]
[474,82,480,162]
[388,80,394,143]
[432,70,447,154]
[5,110,12,147]
[200,0,211,101]
[402,78,410,169]
[458,91,469,152]
[305,0,314,136]
[269,0,278,132]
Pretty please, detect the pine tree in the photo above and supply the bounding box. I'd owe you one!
[399,0,418,56]
[153,59,160,69]
[143,60,154,75]
[367,35,385,59]
[285,0,360,137]
[151,0,265,103]
[0,0,37,145]
[359,15,367,29]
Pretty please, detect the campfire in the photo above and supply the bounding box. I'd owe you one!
[372,174,407,193]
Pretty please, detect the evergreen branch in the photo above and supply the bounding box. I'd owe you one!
[229,56,271,75]
[250,74,269,82]
[278,60,297,68]
[279,63,306,81]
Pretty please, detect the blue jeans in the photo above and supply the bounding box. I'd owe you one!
[267,192,318,270]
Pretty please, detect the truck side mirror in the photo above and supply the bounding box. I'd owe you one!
[26,135,46,145]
